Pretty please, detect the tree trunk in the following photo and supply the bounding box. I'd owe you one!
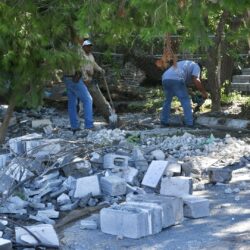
[0,97,16,144]
[88,82,112,122]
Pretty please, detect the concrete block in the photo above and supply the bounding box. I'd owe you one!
[80,219,98,230]
[57,193,71,206]
[0,238,12,250]
[100,205,150,239]
[182,195,210,218]
[26,139,61,158]
[126,193,183,227]
[74,175,101,198]
[15,224,59,247]
[100,176,127,196]
[32,119,52,128]
[160,176,192,197]
[103,153,129,169]
[208,168,232,184]
[29,214,55,225]
[124,202,162,234]
[142,160,168,188]
[0,153,10,168]
[132,148,148,171]
[9,133,42,155]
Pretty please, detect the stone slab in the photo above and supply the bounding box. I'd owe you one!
[142,160,168,188]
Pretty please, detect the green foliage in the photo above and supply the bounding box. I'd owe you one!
[0,1,83,107]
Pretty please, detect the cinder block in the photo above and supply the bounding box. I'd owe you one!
[124,202,162,234]
[127,193,183,227]
[160,176,192,197]
[142,160,168,188]
[9,133,42,155]
[74,175,101,198]
[103,154,129,169]
[100,205,150,239]
[100,176,126,196]
[182,195,210,218]
[0,238,12,250]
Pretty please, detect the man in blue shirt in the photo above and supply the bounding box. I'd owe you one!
[161,60,208,127]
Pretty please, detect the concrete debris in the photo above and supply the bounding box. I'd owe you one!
[15,224,59,247]
[0,110,249,244]
[0,238,12,250]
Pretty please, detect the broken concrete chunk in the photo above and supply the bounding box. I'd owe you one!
[121,167,139,185]
[59,200,79,211]
[182,195,210,218]
[80,219,98,230]
[165,161,182,175]
[132,147,148,171]
[103,154,129,169]
[32,119,52,128]
[29,215,55,225]
[208,168,232,184]
[62,176,76,191]
[142,160,168,188]
[62,158,92,177]
[6,158,34,182]
[160,176,193,197]
[0,238,12,250]
[74,175,101,198]
[37,209,59,219]
[57,193,71,206]
[100,176,127,196]
[151,149,165,160]
[15,224,59,247]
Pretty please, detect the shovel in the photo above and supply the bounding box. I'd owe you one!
[102,74,118,128]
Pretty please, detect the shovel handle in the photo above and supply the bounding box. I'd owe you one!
[103,74,115,110]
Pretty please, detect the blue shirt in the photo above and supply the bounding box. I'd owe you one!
[162,60,200,85]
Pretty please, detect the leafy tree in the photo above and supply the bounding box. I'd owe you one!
[77,0,249,111]
[0,0,82,142]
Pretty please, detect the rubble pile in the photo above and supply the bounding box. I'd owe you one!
[0,114,249,247]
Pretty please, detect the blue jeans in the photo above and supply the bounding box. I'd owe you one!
[161,79,193,126]
[63,76,93,129]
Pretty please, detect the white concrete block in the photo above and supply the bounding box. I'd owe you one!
[160,176,192,197]
[182,195,210,218]
[100,176,126,196]
[15,224,59,247]
[26,139,61,157]
[37,209,59,219]
[32,119,52,128]
[103,153,129,169]
[0,238,12,250]
[124,202,162,234]
[100,205,150,239]
[142,160,168,188]
[74,175,101,198]
[126,193,183,227]
[9,133,42,155]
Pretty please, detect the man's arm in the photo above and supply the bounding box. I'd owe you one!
[192,76,208,99]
